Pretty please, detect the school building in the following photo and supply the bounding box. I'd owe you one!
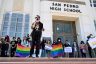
[0,0,96,45]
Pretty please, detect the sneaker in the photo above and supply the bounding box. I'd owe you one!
[29,55,32,57]
[36,55,39,58]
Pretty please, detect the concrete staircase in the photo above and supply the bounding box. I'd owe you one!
[0,58,96,64]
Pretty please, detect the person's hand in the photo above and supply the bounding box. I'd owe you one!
[42,28,45,31]
[31,22,36,29]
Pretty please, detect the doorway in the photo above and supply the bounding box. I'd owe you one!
[53,20,77,45]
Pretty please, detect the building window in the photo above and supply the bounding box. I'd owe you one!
[2,27,8,32]
[93,0,96,3]
[64,23,72,33]
[2,32,7,37]
[15,33,22,38]
[9,32,15,37]
[24,14,30,36]
[90,0,96,7]
[2,13,10,37]
[55,22,72,33]
[1,12,30,38]
[56,24,62,33]
[3,13,10,22]
[94,20,96,30]
[93,3,96,7]
[90,0,93,7]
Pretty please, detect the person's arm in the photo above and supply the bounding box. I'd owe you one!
[31,22,36,29]
[41,22,44,31]
[14,41,17,48]
[10,41,12,44]
[42,28,44,31]
[84,44,87,50]
[79,44,81,49]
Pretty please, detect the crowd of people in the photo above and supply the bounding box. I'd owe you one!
[0,15,96,58]
[0,34,95,58]
[0,34,30,57]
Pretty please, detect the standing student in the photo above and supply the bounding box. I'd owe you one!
[17,37,22,45]
[10,37,17,57]
[30,15,44,57]
[86,34,94,58]
[79,41,86,58]
[41,39,46,57]
[64,40,71,57]
[26,34,30,42]
[1,38,6,57]
[22,36,29,47]
[56,38,63,57]
[4,35,10,56]
[45,40,51,57]
[72,41,78,58]
[26,34,31,47]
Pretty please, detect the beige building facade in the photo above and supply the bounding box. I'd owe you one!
[0,0,96,44]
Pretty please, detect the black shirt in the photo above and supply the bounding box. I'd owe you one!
[11,40,17,48]
[33,22,43,31]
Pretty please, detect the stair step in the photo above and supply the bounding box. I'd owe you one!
[0,58,96,64]
[0,62,96,64]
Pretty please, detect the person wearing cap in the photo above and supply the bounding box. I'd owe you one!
[30,15,44,57]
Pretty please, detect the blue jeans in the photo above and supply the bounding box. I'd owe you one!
[41,49,46,57]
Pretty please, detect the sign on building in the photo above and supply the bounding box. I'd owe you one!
[50,2,82,13]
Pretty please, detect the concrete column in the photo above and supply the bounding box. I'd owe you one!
[40,1,53,41]
[28,0,41,34]
[0,0,2,8]
[32,0,40,20]
[0,0,5,36]
[0,0,2,36]
[24,0,33,34]
[77,15,95,43]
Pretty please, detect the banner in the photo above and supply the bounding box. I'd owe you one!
[45,44,52,50]
[88,37,96,49]
[64,47,72,53]
[16,44,30,57]
[51,43,63,57]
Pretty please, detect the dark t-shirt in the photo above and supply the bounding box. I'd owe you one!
[41,42,45,50]
[31,22,43,40]
[64,43,70,47]
[32,22,43,31]
[17,40,21,44]
[1,42,9,51]
[1,43,7,51]
[11,40,17,48]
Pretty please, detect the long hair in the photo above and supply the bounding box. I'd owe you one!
[5,35,10,42]
[80,41,85,44]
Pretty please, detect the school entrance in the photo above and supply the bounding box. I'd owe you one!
[53,20,77,45]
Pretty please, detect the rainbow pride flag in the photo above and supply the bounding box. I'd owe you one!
[16,44,30,57]
[51,43,63,57]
